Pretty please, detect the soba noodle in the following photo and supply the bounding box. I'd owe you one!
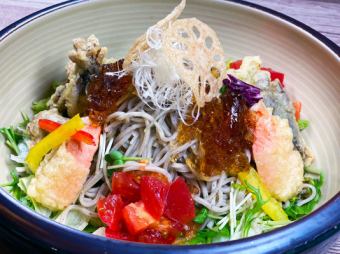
[70,95,254,238]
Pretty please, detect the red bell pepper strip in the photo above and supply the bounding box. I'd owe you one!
[229,59,242,70]
[38,119,95,145]
[261,67,285,88]
[293,101,302,121]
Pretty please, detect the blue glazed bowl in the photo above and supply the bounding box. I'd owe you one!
[0,0,339,253]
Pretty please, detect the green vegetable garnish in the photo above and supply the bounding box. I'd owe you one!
[114,159,124,165]
[19,112,30,129]
[0,127,21,155]
[83,224,99,233]
[231,183,246,191]
[32,98,49,114]
[242,181,268,237]
[187,226,230,245]
[0,169,34,209]
[298,119,309,131]
[105,150,148,177]
[105,150,124,163]
[31,80,62,114]
[105,149,147,165]
[0,168,19,188]
[193,207,208,224]
[0,112,29,158]
[284,174,323,220]
[51,80,61,91]
[219,85,227,95]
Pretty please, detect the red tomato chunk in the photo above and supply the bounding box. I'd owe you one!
[105,227,134,241]
[164,177,195,225]
[98,173,195,244]
[137,228,176,244]
[141,176,169,220]
[97,194,124,231]
[112,172,140,203]
[122,201,157,235]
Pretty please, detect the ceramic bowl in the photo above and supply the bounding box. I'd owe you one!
[0,0,339,253]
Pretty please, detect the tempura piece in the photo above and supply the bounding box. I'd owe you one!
[252,101,303,201]
[27,124,100,210]
[49,35,109,117]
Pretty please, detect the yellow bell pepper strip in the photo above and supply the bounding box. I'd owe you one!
[238,168,289,221]
[25,114,85,173]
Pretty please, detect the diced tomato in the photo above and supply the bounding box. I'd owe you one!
[97,194,124,231]
[112,172,140,203]
[122,201,157,235]
[164,177,195,225]
[140,176,169,220]
[153,217,185,237]
[105,227,135,241]
[38,119,95,145]
[137,228,176,244]
[229,59,242,70]
[293,101,302,121]
[261,67,285,88]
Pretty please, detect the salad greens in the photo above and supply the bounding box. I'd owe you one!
[32,98,49,114]
[242,181,268,237]
[0,114,36,211]
[284,174,323,220]
[298,119,309,131]
[0,112,29,155]
[187,226,230,245]
[0,168,34,209]
[193,207,208,224]
[31,80,61,114]
[188,181,269,244]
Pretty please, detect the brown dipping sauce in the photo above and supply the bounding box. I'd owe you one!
[87,59,132,124]
[178,91,251,178]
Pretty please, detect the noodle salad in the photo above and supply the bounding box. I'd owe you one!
[0,0,323,245]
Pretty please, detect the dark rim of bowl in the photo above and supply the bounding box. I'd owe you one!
[0,0,339,253]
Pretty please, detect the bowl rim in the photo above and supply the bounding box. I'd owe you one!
[0,0,339,253]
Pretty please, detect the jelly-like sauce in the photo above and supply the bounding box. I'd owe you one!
[87,59,132,124]
[178,92,251,177]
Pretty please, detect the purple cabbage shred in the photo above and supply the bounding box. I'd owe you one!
[222,74,262,107]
